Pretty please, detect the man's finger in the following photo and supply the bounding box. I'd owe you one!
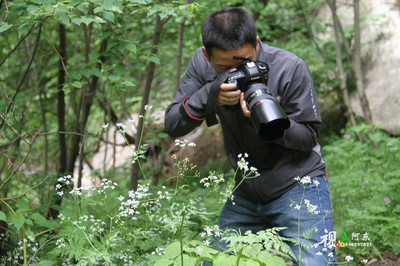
[240,92,251,118]
[219,83,237,91]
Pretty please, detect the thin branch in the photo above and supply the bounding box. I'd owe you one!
[45,24,68,76]
[0,0,9,21]
[0,175,51,201]
[0,24,42,132]
[296,0,332,67]
[0,24,37,67]
[0,131,38,191]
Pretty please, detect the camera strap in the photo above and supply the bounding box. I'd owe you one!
[205,71,231,127]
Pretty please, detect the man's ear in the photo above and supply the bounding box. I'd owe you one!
[202,46,211,62]
[256,36,259,52]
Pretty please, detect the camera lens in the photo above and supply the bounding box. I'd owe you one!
[244,83,290,141]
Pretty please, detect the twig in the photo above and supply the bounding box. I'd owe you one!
[0,174,51,201]
[0,131,38,191]
[0,24,37,67]
[27,236,55,265]
[0,24,42,131]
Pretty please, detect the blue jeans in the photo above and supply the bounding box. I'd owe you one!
[217,175,337,265]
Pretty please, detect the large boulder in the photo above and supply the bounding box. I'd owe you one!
[319,0,400,134]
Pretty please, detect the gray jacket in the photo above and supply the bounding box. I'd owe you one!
[164,41,326,202]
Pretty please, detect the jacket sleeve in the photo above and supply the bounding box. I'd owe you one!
[274,58,322,152]
[164,51,213,137]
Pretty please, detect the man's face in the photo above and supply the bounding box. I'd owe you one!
[203,43,257,74]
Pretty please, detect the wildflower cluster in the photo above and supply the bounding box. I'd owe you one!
[237,153,259,177]
[3,237,40,265]
[175,139,196,148]
[156,186,172,200]
[200,225,222,246]
[131,143,148,164]
[200,171,225,188]
[151,247,165,256]
[304,199,320,215]
[116,122,128,134]
[118,184,156,220]
[64,215,107,239]
[55,176,117,198]
[55,175,73,196]
[294,175,320,187]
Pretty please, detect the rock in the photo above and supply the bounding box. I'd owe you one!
[318,0,400,135]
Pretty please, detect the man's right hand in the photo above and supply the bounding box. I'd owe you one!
[217,83,241,106]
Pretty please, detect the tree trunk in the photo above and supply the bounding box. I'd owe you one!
[130,15,167,190]
[175,0,189,91]
[353,0,373,124]
[328,0,359,130]
[66,38,108,174]
[77,24,91,188]
[57,23,67,174]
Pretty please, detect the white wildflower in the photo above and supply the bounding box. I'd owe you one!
[313,179,320,187]
[195,246,203,256]
[345,255,353,262]
[300,176,311,185]
[384,197,391,205]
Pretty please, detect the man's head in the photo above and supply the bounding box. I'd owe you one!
[201,7,258,73]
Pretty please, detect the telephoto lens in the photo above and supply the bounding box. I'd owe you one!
[244,83,290,141]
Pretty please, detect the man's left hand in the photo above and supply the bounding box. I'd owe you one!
[240,92,251,118]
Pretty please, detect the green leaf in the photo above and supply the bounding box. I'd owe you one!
[18,23,32,38]
[173,254,196,266]
[31,213,52,228]
[11,213,25,231]
[0,211,6,222]
[154,259,173,266]
[148,55,160,64]
[157,132,169,139]
[37,260,57,266]
[25,229,35,241]
[71,81,82,88]
[213,253,237,265]
[108,75,121,82]
[101,11,115,22]
[56,10,70,27]
[126,43,137,53]
[16,199,31,212]
[0,23,13,33]
[71,18,82,26]
[122,80,135,87]
[81,17,95,26]
[163,241,181,259]
[93,6,104,13]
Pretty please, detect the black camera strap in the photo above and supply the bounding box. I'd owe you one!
[205,71,231,127]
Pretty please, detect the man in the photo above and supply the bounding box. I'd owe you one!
[164,7,336,265]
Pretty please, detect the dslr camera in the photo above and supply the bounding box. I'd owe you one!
[226,59,290,141]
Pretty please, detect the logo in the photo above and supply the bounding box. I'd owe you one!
[313,230,372,249]
[335,232,372,248]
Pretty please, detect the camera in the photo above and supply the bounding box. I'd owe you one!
[226,59,290,141]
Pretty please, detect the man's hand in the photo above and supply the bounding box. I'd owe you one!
[217,83,240,106]
[240,92,251,118]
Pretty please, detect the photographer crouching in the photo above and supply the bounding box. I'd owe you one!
[164,7,336,265]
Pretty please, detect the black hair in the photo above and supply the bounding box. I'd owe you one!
[201,7,257,57]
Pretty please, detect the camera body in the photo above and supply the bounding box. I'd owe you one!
[226,59,290,141]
